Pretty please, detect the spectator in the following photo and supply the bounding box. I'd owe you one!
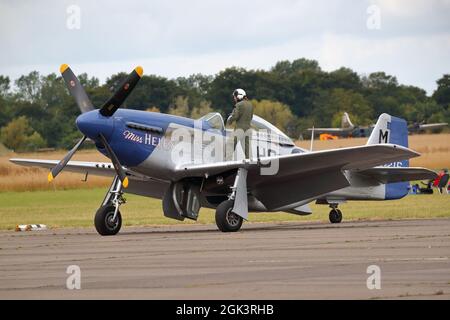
[435,169,449,194]
[420,180,434,194]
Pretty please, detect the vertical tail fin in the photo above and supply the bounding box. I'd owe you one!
[367,113,410,199]
[341,112,354,129]
[367,113,408,149]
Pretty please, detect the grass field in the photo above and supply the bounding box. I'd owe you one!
[0,188,449,230]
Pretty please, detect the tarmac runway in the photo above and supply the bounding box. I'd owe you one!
[0,219,449,299]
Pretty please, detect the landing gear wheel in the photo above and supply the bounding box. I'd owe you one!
[215,200,243,232]
[329,209,342,224]
[95,205,122,236]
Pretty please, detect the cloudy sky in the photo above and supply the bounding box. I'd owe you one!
[1,0,449,94]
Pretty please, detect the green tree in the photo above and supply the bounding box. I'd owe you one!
[168,96,190,117]
[0,76,11,127]
[313,89,372,127]
[15,71,43,103]
[362,72,398,90]
[190,100,213,119]
[146,106,161,113]
[0,57,447,151]
[271,58,321,75]
[325,67,362,91]
[251,99,295,132]
[407,100,445,123]
[433,74,450,108]
[207,67,254,113]
[0,75,10,96]
[0,116,46,151]
[126,75,178,112]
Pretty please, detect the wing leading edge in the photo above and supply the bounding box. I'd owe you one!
[10,158,117,177]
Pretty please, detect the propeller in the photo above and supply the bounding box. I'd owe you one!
[47,64,143,187]
[60,64,94,113]
[98,133,129,188]
[47,135,86,182]
[100,66,143,117]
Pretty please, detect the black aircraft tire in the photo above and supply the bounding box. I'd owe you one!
[329,209,342,224]
[215,200,243,232]
[95,205,122,236]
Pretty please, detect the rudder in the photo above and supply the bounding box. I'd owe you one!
[367,113,409,199]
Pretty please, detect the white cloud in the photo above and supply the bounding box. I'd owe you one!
[0,0,449,95]
[319,33,450,92]
[376,0,446,17]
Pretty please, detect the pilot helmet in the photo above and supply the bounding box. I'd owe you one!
[232,88,246,101]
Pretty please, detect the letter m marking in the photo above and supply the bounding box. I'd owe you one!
[379,129,388,143]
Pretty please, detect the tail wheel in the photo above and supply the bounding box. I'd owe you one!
[329,209,342,224]
[95,205,122,236]
[215,200,243,232]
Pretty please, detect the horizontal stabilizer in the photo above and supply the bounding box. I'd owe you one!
[358,167,437,184]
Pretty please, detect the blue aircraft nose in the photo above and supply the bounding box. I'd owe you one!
[76,110,114,140]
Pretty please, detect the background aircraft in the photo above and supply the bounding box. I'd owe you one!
[10,65,436,235]
[307,112,375,138]
[307,112,447,137]
[408,121,449,133]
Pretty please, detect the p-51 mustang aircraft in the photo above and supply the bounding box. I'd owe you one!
[10,65,437,235]
[307,112,360,137]
[307,112,448,137]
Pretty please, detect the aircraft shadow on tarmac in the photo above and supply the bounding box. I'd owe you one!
[117,220,399,237]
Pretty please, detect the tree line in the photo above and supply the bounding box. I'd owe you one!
[0,58,449,151]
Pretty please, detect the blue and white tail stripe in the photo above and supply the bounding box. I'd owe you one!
[367,113,410,200]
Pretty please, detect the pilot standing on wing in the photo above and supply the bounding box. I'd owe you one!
[227,88,254,159]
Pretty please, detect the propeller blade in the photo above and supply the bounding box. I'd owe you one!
[100,66,143,117]
[60,64,94,113]
[48,136,87,182]
[98,134,129,188]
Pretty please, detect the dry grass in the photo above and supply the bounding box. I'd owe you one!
[0,149,111,192]
[1,134,449,192]
[296,133,450,169]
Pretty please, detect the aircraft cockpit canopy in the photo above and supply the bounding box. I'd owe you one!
[199,112,225,131]
[250,115,294,146]
[199,113,294,146]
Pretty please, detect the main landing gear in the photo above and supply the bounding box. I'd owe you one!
[328,204,343,224]
[215,200,243,232]
[215,168,247,232]
[95,176,126,235]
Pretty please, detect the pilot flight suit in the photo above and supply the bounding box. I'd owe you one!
[227,99,254,159]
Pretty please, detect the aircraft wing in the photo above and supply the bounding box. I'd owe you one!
[306,128,349,134]
[175,144,419,179]
[175,144,420,210]
[357,167,437,184]
[10,158,117,177]
[9,158,169,198]
[419,123,448,130]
